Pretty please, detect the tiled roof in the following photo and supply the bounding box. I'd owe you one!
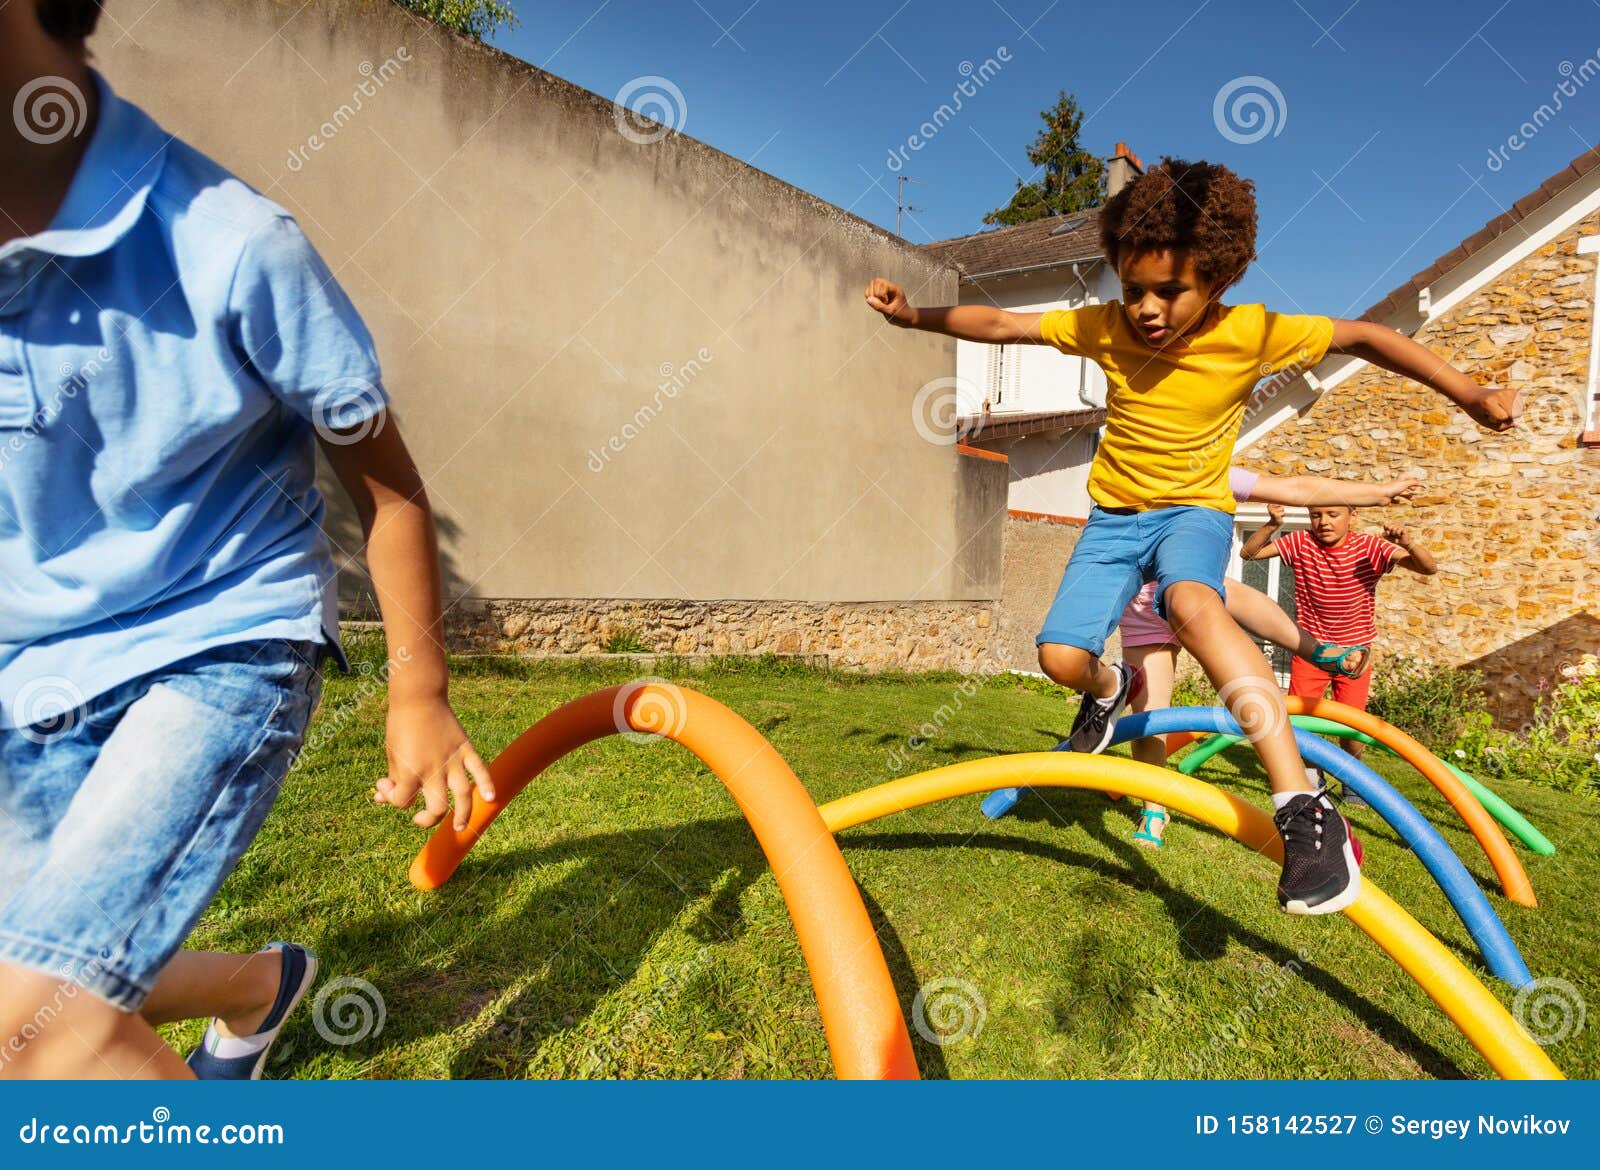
[957,407,1106,442]
[926,145,1600,319]
[924,209,1105,282]
[1356,144,1600,322]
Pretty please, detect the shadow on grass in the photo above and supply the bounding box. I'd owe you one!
[312,815,948,1079]
[305,783,1461,1080]
[841,820,1467,1080]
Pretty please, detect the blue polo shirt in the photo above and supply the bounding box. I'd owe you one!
[0,72,385,729]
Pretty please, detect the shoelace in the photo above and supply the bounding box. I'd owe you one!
[1276,799,1328,852]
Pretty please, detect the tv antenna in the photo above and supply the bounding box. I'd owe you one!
[896,176,925,237]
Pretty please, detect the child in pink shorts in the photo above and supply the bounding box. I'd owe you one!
[1120,467,1419,846]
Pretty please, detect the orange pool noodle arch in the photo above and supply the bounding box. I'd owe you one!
[1285,697,1535,908]
[409,683,917,1081]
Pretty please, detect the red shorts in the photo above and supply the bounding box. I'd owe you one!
[1288,655,1372,710]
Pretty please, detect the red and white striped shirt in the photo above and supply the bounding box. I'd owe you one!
[1276,529,1399,644]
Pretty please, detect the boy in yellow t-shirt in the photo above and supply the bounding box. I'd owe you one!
[865,157,1516,915]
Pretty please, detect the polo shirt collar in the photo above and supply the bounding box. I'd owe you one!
[4,70,169,262]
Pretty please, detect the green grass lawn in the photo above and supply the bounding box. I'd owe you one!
[167,640,1599,1079]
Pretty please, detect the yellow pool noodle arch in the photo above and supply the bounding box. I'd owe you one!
[816,752,1562,1081]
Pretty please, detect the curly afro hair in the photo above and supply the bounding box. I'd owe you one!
[1097,157,1258,294]
[37,0,103,40]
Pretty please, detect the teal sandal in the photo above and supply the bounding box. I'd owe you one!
[1132,808,1168,848]
[1310,641,1370,679]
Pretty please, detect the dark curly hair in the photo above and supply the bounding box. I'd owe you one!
[1097,157,1258,293]
[37,0,103,40]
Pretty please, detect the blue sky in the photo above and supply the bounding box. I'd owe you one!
[489,0,1600,317]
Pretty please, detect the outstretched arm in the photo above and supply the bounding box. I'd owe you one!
[1329,318,1518,432]
[1247,472,1421,509]
[865,277,1049,343]
[1240,503,1286,560]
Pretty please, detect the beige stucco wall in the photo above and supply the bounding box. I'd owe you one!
[97,0,1002,612]
[1241,214,1600,727]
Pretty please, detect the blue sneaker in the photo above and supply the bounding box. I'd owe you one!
[186,942,318,1080]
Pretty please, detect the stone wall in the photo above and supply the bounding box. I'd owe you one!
[1240,212,1600,727]
[439,598,999,671]
[426,508,1082,674]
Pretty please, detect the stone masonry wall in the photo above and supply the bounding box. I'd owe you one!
[427,510,1074,674]
[440,598,1001,672]
[1241,211,1600,727]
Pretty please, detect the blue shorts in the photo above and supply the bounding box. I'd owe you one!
[1036,505,1235,656]
[0,639,324,1010]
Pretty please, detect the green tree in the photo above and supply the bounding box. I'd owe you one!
[983,91,1106,226]
[392,0,519,41]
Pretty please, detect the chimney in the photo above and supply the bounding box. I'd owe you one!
[1106,141,1145,199]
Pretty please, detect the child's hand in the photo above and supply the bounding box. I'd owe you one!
[1461,386,1520,432]
[1381,476,1422,503]
[373,697,495,831]
[1383,523,1413,549]
[864,278,917,327]
[1265,503,1286,524]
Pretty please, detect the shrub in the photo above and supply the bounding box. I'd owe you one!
[1459,655,1600,795]
[1366,656,1489,752]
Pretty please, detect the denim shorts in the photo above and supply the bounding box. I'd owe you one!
[1036,505,1235,656]
[0,638,325,1010]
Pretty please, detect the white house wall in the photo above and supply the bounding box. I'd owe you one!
[956,266,1116,415]
[1001,431,1099,518]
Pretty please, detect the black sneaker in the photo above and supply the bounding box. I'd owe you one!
[1274,790,1363,915]
[1065,662,1134,754]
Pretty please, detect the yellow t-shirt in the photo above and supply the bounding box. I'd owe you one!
[1039,302,1334,513]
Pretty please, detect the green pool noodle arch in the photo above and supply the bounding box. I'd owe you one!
[1175,714,1555,856]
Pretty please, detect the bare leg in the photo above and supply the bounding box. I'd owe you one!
[0,962,194,1080]
[1125,643,1179,845]
[139,950,282,1037]
[1164,582,1312,798]
[1222,580,1369,675]
[1038,642,1121,700]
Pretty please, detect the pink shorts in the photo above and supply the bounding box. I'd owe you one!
[1119,581,1180,648]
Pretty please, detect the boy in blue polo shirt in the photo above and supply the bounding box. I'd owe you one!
[0,2,492,1079]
